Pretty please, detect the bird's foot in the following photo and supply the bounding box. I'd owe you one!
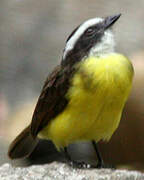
[68,160,96,169]
[67,160,115,169]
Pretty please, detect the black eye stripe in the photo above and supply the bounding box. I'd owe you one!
[62,21,105,65]
[85,28,95,35]
[84,24,101,36]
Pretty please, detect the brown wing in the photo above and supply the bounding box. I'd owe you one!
[30,64,75,137]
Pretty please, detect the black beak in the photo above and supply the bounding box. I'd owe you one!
[104,14,121,29]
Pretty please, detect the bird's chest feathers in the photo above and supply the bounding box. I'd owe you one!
[41,54,133,147]
[67,54,133,103]
[59,54,133,142]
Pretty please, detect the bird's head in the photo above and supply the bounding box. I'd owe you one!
[62,14,121,66]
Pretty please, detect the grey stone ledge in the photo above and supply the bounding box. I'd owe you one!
[0,162,144,180]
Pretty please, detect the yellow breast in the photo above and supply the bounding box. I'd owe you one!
[39,53,134,150]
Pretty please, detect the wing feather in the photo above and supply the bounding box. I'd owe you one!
[30,64,75,137]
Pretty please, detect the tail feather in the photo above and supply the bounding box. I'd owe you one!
[8,125,38,159]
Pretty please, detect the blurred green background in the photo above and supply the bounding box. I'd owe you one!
[0,0,144,171]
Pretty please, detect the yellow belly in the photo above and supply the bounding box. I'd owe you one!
[39,53,134,149]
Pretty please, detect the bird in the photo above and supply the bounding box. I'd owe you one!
[8,14,134,168]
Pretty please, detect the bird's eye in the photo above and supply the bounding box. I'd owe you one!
[85,28,95,36]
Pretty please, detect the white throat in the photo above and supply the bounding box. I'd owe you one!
[88,29,115,57]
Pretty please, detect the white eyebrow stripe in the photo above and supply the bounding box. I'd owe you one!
[63,17,103,60]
